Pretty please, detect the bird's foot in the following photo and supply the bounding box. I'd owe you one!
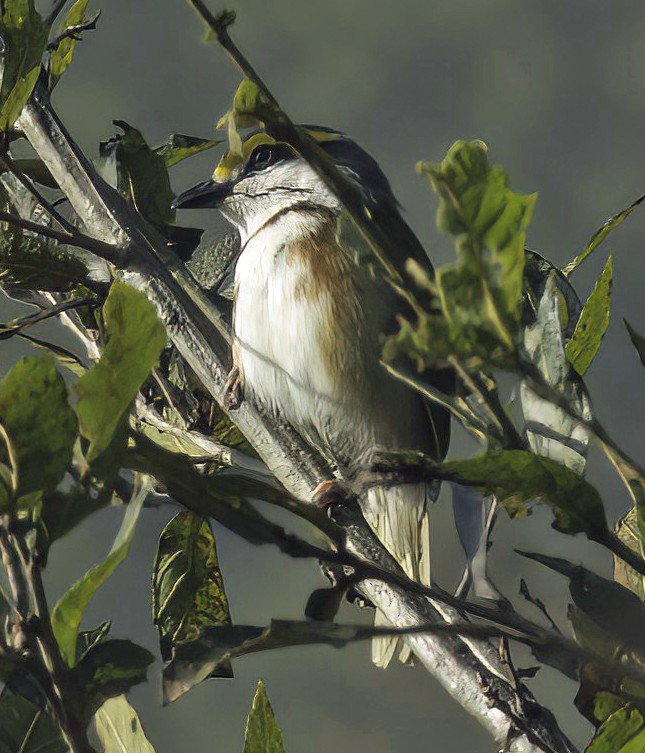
[224,366,243,410]
[312,479,352,509]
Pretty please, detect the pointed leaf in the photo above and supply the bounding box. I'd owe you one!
[75,281,166,460]
[614,506,645,601]
[625,320,645,371]
[243,681,287,753]
[154,133,221,168]
[51,479,147,666]
[153,511,232,660]
[94,695,155,753]
[586,705,645,753]
[49,0,97,87]
[563,195,645,276]
[566,255,613,376]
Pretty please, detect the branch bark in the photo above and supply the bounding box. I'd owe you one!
[15,83,577,753]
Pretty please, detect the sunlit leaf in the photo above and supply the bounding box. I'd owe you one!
[51,478,148,666]
[614,506,645,602]
[75,281,166,460]
[566,255,613,376]
[243,681,287,753]
[586,704,645,753]
[153,510,233,700]
[0,0,48,131]
[154,133,220,168]
[94,695,156,753]
[49,0,99,88]
[0,685,65,753]
[563,194,645,276]
[0,357,77,509]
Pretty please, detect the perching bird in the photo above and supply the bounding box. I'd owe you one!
[173,127,451,667]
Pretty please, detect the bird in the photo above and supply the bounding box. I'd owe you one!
[173,126,451,667]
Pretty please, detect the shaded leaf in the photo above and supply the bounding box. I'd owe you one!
[9,158,58,189]
[51,478,148,666]
[520,551,645,654]
[595,692,627,724]
[566,255,613,376]
[586,704,645,753]
[154,133,220,168]
[49,0,97,88]
[243,681,287,753]
[152,511,232,670]
[72,639,154,718]
[75,280,166,460]
[76,620,111,664]
[440,449,608,536]
[0,685,65,753]
[94,695,155,753]
[40,485,113,549]
[305,586,345,622]
[625,320,645,371]
[563,195,645,276]
[0,0,48,132]
[0,357,77,508]
[106,121,175,226]
[414,140,536,361]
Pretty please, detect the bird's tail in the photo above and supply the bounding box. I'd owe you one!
[361,482,431,668]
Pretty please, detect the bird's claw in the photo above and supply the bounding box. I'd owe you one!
[224,366,243,410]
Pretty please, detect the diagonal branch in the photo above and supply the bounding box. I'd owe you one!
[17,82,577,753]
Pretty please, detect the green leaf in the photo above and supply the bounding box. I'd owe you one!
[440,449,608,536]
[563,195,645,277]
[0,686,65,753]
[0,0,48,132]
[49,0,97,88]
[566,255,613,376]
[0,357,77,508]
[153,133,221,168]
[586,705,645,753]
[75,281,166,460]
[76,620,111,664]
[243,680,287,753]
[625,320,645,371]
[108,121,175,226]
[417,140,536,358]
[51,477,148,666]
[595,693,628,724]
[72,639,154,718]
[153,511,232,660]
[94,695,156,753]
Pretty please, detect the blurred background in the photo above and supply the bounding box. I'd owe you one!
[3,1,645,750]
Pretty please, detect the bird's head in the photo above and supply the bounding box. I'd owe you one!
[172,126,398,241]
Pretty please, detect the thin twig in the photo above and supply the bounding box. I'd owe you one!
[0,296,97,340]
[47,13,101,52]
[0,154,74,233]
[0,210,127,266]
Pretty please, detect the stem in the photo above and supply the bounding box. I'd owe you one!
[0,210,127,266]
[0,296,97,340]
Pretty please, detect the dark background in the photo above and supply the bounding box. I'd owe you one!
[3,1,645,751]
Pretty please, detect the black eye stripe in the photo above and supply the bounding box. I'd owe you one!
[244,143,295,175]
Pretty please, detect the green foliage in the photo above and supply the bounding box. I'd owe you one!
[566,255,613,375]
[154,133,221,168]
[152,511,232,679]
[243,681,287,753]
[51,479,147,666]
[586,705,645,753]
[0,0,48,131]
[0,686,65,753]
[385,140,536,370]
[94,695,156,753]
[75,280,166,460]
[109,121,175,226]
[442,449,608,536]
[49,0,98,88]
[0,357,77,511]
[615,507,645,601]
[563,195,645,276]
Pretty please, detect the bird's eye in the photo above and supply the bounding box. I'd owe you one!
[248,144,275,172]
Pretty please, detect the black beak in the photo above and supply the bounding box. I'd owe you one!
[172,179,233,210]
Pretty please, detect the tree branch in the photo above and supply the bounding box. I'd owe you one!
[16,82,577,753]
